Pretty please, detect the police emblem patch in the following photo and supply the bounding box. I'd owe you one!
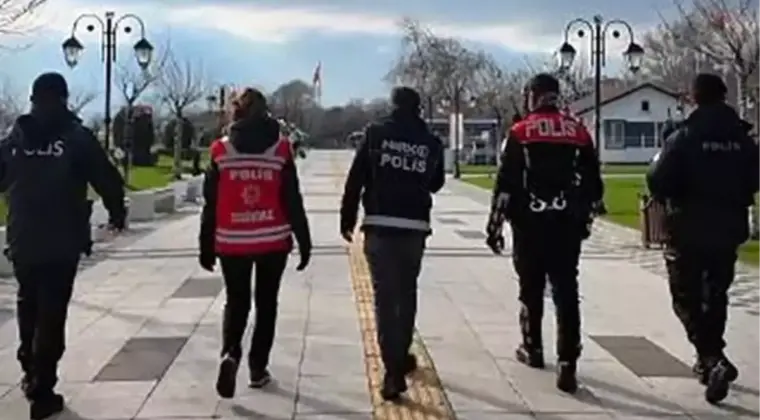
[241,185,261,207]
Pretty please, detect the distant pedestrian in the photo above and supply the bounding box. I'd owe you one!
[0,72,126,420]
[199,87,312,399]
[340,86,445,401]
[648,73,760,404]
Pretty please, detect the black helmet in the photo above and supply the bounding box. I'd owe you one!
[31,72,69,102]
[526,73,560,96]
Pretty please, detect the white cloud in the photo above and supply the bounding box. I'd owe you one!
[36,1,653,54]
[166,4,564,53]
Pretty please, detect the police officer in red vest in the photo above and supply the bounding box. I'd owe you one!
[485,74,603,393]
[199,88,312,399]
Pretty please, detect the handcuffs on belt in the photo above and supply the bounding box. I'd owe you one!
[528,194,568,213]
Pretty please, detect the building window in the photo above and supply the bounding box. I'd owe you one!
[604,119,625,149]
[624,121,657,148]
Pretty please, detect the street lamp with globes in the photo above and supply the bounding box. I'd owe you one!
[558,15,644,216]
[557,15,644,156]
[62,11,154,153]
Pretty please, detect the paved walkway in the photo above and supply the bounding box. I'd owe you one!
[0,150,754,419]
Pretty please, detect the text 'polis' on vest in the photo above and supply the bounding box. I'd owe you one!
[379,139,429,174]
[228,167,274,181]
[524,118,580,138]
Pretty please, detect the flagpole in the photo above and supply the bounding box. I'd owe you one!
[312,61,322,108]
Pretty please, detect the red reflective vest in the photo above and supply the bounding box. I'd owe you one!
[210,137,293,255]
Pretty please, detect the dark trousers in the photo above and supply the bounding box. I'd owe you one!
[14,259,79,397]
[665,246,737,358]
[511,224,583,362]
[219,252,288,370]
[363,231,425,376]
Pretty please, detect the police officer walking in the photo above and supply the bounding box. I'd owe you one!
[485,73,603,393]
[340,86,444,401]
[199,87,312,399]
[0,72,126,419]
[647,73,759,405]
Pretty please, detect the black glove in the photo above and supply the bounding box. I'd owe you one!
[199,251,216,272]
[592,200,607,216]
[340,218,355,243]
[296,245,311,271]
[83,240,94,257]
[109,212,126,232]
[486,230,505,255]
[486,211,505,255]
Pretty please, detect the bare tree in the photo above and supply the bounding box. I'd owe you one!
[114,44,169,107]
[68,89,97,115]
[474,57,530,122]
[0,0,48,41]
[386,18,487,114]
[662,0,759,117]
[0,77,21,128]
[155,50,206,179]
[269,79,316,129]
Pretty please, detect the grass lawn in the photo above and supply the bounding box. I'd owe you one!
[462,174,759,266]
[126,154,206,191]
[461,163,648,175]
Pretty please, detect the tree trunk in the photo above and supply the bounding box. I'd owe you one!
[173,113,183,180]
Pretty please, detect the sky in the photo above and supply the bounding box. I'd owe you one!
[0,0,681,116]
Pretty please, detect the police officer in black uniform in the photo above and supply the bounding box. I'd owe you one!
[340,86,445,401]
[0,73,126,420]
[485,73,603,393]
[647,73,759,405]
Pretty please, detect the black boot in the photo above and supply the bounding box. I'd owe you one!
[556,361,578,394]
[248,368,272,389]
[705,356,738,405]
[517,304,544,368]
[515,344,545,369]
[20,373,34,400]
[215,354,239,399]
[380,372,407,402]
[29,393,64,420]
[695,353,738,386]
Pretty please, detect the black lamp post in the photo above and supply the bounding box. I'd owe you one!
[558,15,645,155]
[440,90,477,179]
[62,11,154,156]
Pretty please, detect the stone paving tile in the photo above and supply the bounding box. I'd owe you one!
[64,381,156,418]
[95,337,188,382]
[295,374,372,415]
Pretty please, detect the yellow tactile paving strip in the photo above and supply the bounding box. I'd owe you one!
[347,241,457,419]
[330,155,457,419]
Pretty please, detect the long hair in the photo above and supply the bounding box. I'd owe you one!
[227,87,268,122]
[220,87,268,135]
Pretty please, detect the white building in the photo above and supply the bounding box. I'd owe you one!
[570,82,688,164]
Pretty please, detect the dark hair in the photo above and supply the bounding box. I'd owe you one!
[229,87,268,121]
[527,73,560,96]
[391,86,421,112]
[692,73,727,104]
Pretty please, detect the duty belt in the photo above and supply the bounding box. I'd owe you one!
[522,147,581,213]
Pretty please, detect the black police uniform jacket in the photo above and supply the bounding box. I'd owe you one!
[492,106,603,232]
[0,112,126,264]
[647,103,759,250]
[340,110,445,235]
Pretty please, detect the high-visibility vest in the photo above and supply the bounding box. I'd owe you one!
[210,137,292,255]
